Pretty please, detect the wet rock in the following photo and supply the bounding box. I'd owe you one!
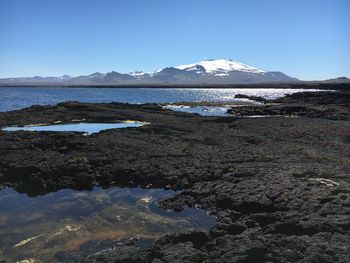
[234,94,268,103]
[152,242,209,263]
[155,231,210,249]
[55,238,151,263]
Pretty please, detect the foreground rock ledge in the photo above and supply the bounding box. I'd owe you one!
[0,91,349,262]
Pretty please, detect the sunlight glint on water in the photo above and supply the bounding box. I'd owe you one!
[0,87,321,112]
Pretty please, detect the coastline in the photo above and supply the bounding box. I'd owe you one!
[0,90,349,262]
[0,82,349,90]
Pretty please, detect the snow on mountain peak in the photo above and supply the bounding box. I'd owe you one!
[58,75,72,80]
[129,71,146,77]
[174,59,265,76]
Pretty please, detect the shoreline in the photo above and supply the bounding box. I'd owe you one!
[0,90,349,262]
[0,82,349,90]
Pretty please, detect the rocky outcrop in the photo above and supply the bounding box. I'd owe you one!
[234,94,268,103]
[228,91,350,120]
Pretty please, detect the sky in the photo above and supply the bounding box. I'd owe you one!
[0,0,349,80]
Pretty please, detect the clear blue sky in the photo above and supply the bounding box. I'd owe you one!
[0,0,349,80]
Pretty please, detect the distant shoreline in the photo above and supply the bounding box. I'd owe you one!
[0,82,350,90]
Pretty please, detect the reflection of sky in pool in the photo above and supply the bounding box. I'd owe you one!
[0,187,216,262]
[2,121,146,135]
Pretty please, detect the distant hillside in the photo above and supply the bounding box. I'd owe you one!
[0,59,299,86]
[321,77,350,83]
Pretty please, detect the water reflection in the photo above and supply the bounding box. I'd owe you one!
[2,121,147,135]
[0,87,323,112]
[164,105,230,116]
[0,187,216,262]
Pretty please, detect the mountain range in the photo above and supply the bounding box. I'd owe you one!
[0,59,347,86]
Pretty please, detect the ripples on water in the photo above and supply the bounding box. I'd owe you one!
[164,105,231,116]
[0,87,319,112]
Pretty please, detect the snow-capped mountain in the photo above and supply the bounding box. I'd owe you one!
[129,71,147,77]
[174,59,265,76]
[0,59,299,85]
[150,59,296,83]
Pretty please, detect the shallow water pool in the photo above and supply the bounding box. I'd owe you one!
[0,187,216,262]
[164,105,230,116]
[2,121,147,135]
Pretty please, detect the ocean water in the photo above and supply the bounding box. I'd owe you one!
[164,105,231,116]
[0,87,319,112]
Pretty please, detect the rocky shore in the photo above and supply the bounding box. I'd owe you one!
[0,91,349,262]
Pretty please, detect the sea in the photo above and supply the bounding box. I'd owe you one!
[0,86,320,112]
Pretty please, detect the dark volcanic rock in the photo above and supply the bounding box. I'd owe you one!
[234,93,268,103]
[0,91,350,262]
[229,91,350,120]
